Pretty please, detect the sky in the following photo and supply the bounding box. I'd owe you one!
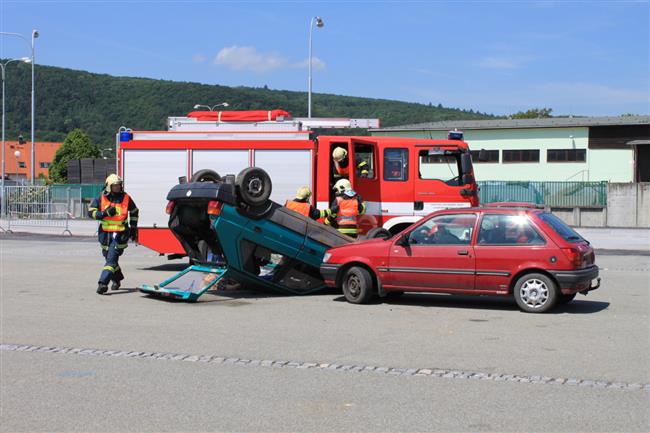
[1,0,649,117]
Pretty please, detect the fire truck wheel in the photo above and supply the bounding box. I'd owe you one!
[365,227,391,240]
[236,167,272,207]
[342,266,375,304]
[190,169,221,183]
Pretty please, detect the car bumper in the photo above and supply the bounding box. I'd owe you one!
[550,265,600,294]
[320,264,341,286]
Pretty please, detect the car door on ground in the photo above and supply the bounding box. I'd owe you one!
[386,213,478,291]
[473,213,549,294]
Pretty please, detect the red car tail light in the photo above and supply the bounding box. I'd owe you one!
[207,201,223,216]
[561,247,583,268]
[165,201,175,215]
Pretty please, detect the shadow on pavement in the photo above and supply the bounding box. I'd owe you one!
[332,293,610,314]
[139,263,188,272]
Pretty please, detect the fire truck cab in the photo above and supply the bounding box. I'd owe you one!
[117,109,479,256]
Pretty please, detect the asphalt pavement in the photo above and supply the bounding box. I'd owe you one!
[1,234,649,432]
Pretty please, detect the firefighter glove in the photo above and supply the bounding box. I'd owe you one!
[129,227,139,242]
[105,206,117,217]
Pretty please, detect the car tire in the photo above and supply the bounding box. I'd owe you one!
[365,227,391,240]
[190,169,221,183]
[342,266,375,304]
[558,292,577,304]
[513,272,559,313]
[236,167,272,207]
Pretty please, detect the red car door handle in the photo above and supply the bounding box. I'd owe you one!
[457,250,469,255]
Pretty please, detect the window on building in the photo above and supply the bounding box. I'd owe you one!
[383,148,409,181]
[470,150,499,163]
[502,150,540,163]
[547,149,586,163]
[39,162,51,168]
[18,162,26,168]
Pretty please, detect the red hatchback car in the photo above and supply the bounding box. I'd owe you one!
[320,207,601,313]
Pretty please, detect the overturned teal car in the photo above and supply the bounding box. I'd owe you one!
[140,168,352,301]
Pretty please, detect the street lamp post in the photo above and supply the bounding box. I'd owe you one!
[1,57,31,215]
[14,150,21,182]
[193,102,229,111]
[0,29,39,184]
[308,16,324,118]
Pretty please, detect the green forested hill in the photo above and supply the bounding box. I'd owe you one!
[3,62,493,148]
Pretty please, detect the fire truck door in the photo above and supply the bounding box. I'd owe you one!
[413,146,464,216]
[348,140,381,232]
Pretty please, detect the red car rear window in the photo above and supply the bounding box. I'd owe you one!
[537,213,584,243]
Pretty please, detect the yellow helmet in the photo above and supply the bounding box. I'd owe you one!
[104,174,123,192]
[333,178,352,194]
[332,147,348,162]
[295,186,312,200]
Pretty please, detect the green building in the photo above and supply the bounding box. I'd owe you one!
[370,116,650,183]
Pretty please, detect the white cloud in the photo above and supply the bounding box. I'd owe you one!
[292,56,326,70]
[536,82,650,105]
[215,46,287,72]
[192,54,207,64]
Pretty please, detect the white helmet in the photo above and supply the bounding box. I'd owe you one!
[332,147,348,162]
[295,186,312,200]
[104,174,123,192]
[333,178,352,194]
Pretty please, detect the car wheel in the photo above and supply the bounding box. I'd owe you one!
[342,266,375,304]
[365,227,391,240]
[558,292,577,304]
[236,167,272,207]
[190,169,221,183]
[513,273,559,313]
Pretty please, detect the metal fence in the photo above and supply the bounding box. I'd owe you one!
[478,181,607,207]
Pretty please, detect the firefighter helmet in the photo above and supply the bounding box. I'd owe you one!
[332,147,348,162]
[295,186,312,200]
[104,174,123,192]
[333,178,352,194]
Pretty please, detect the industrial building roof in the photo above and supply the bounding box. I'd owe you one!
[371,115,650,132]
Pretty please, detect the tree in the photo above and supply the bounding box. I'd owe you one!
[510,108,553,119]
[48,129,100,183]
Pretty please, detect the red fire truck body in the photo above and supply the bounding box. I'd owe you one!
[117,110,479,256]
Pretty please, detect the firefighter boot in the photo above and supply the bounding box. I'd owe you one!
[110,281,121,291]
[97,283,109,295]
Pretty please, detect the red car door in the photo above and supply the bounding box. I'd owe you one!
[473,213,551,294]
[386,213,478,292]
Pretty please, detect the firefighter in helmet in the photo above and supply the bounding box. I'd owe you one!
[327,178,366,238]
[332,147,370,179]
[88,174,139,295]
[284,186,331,221]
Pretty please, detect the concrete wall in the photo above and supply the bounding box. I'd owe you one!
[545,183,649,228]
[372,127,635,182]
[606,182,650,228]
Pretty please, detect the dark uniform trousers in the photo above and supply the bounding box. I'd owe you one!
[98,229,129,285]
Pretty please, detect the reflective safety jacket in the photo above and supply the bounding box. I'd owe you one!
[284,199,330,221]
[329,193,366,237]
[88,192,139,233]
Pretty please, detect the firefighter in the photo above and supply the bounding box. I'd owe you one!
[328,179,366,238]
[332,147,370,179]
[284,186,330,221]
[88,174,139,295]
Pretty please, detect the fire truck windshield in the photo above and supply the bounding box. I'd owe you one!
[418,150,463,185]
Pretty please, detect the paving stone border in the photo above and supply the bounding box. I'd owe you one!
[2,343,648,392]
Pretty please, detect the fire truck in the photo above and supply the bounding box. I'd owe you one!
[117,109,481,257]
